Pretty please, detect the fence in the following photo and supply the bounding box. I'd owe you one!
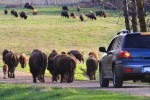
[0,0,90,5]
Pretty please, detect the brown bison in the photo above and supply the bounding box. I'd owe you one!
[62,6,68,11]
[2,49,9,62]
[11,10,18,17]
[79,13,84,21]
[67,50,84,63]
[20,11,27,19]
[3,64,8,79]
[47,54,76,83]
[33,9,38,15]
[19,53,28,68]
[95,10,106,18]
[48,50,58,61]
[86,51,98,80]
[70,12,76,19]
[85,12,96,20]
[4,9,8,15]
[3,51,19,78]
[61,10,69,18]
[77,5,80,12]
[29,49,47,83]
[61,51,67,54]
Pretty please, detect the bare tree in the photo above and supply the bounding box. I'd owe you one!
[132,0,138,32]
[123,0,131,32]
[136,0,147,32]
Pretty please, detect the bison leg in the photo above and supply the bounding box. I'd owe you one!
[60,74,64,83]
[93,72,96,80]
[33,75,37,83]
[12,72,15,78]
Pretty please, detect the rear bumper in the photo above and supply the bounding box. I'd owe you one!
[115,62,150,80]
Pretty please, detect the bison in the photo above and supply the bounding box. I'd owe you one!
[19,53,28,68]
[77,5,80,12]
[67,50,84,63]
[85,12,96,20]
[47,54,76,83]
[61,10,69,18]
[70,12,76,19]
[24,3,29,8]
[25,4,34,10]
[29,49,47,83]
[20,11,27,19]
[3,51,19,78]
[62,6,68,11]
[86,51,98,80]
[48,50,58,61]
[3,64,8,79]
[4,9,8,15]
[2,49,9,62]
[79,13,84,21]
[11,10,18,17]
[95,10,106,18]
[33,9,38,15]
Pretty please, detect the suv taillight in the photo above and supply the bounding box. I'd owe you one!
[119,51,131,58]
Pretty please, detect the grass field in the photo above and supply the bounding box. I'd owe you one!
[0,5,150,99]
[0,5,126,80]
[0,83,149,100]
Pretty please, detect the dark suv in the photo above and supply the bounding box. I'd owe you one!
[99,30,150,88]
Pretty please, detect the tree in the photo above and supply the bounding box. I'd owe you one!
[131,0,138,32]
[123,0,131,32]
[136,0,147,32]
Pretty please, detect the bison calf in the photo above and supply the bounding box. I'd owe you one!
[3,64,8,79]
[19,53,28,68]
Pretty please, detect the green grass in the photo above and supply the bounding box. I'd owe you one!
[0,5,127,80]
[0,83,149,100]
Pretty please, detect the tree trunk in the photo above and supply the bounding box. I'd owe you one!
[123,0,131,32]
[132,0,138,32]
[136,0,147,32]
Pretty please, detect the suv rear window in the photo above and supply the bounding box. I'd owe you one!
[124,35,150,48]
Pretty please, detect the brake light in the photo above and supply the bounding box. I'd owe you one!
[119,51,131,58]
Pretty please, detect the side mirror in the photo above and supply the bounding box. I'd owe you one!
[99,47,106,52]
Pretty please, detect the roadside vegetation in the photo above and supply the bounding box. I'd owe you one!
[0,83,149,100]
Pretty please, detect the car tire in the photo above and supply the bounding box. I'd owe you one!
[100,66,109,87]
[113,68,123,88]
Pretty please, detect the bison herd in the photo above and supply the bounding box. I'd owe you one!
[4,2,38,20]
[61,5,106,21]
[2,49,99,83]
[1,4,104,83]
[3,4,106,22]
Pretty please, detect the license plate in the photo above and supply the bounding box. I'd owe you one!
[143,67,150,73]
